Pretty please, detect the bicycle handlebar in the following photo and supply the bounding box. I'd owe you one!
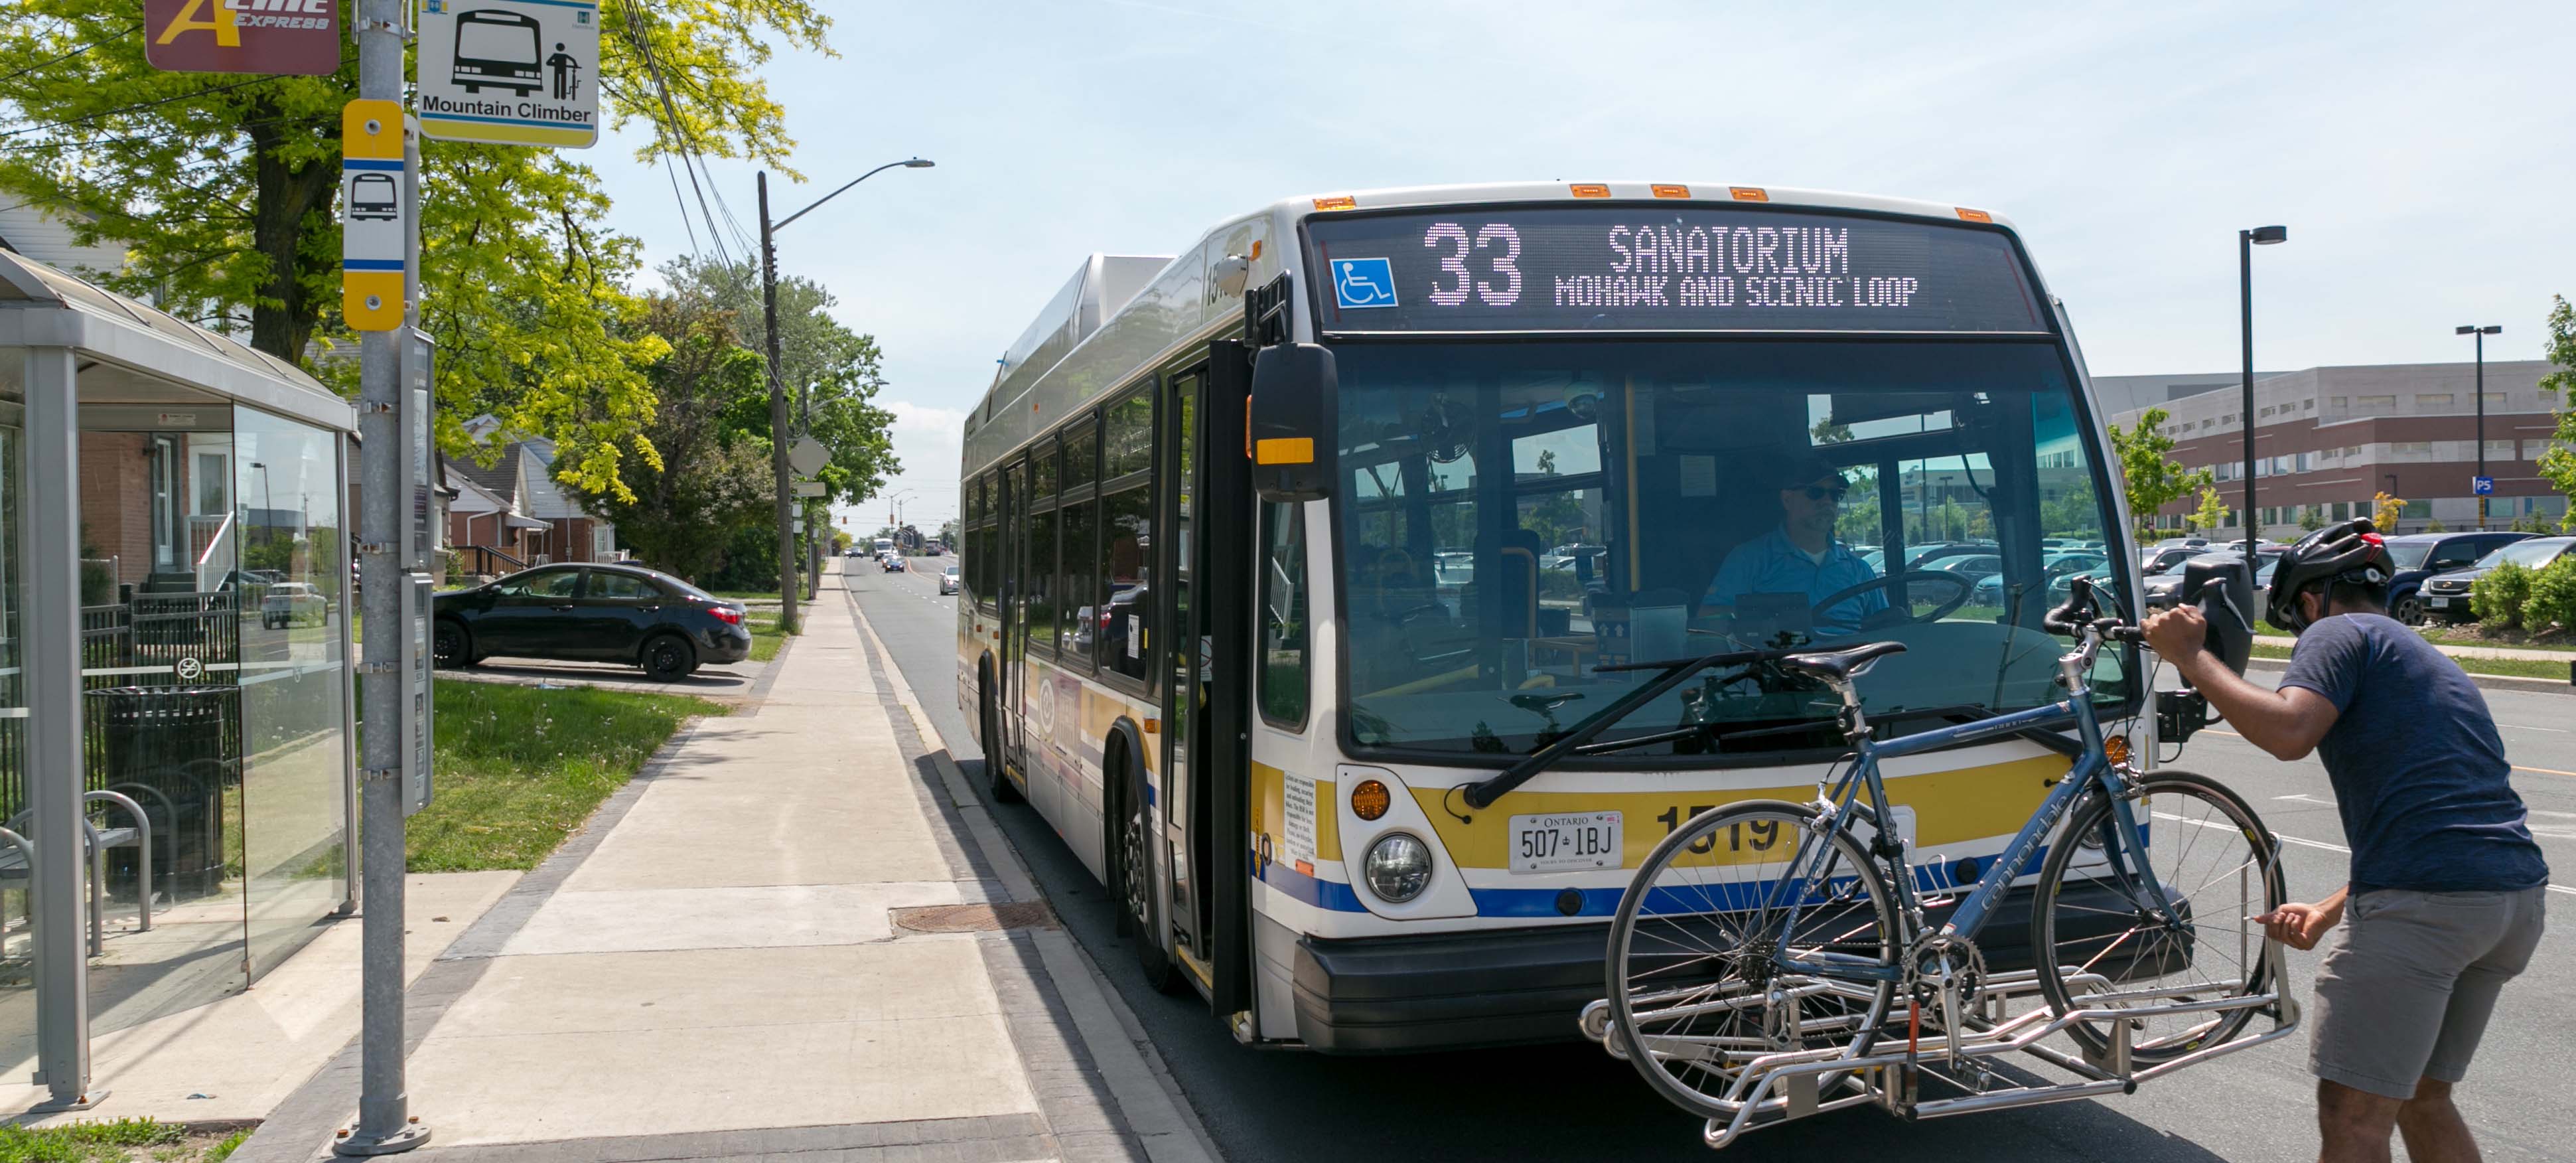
[2042,576,2144,644]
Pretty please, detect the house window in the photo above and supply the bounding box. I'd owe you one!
[2259,406,2275,418]
[2416,393,2453,410]
[2391,441,2431,456]
[2486,439,2517,460]
[2303,399,2315,411]
[2331,396,2348,409]
[2354,395,2397,412]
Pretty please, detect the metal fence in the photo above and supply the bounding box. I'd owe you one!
[0,593,245,823]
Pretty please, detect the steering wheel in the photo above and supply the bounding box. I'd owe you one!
[1810,570,1973,629]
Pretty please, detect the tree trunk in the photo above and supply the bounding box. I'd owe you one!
[245,106,344,364]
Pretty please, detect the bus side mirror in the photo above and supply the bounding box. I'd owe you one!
[1249,343,1337,503]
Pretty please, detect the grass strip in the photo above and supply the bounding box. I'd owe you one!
[405,679,723,872]
[0,1117,248,1162]
[2253,643,2575,682]
[744,611,794,662]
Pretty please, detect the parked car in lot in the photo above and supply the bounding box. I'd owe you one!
[2381,531,2532,625]
[1968,552,2110,608]
[433,563,750,680]
[259,581,330,629]
[2144,550,2280,612]
[939,564,960,595]
[2417,536,2576,623]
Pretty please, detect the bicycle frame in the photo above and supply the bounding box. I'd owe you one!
[1768,673,2174,985]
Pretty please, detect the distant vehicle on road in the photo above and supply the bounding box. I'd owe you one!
[433,563,749,681]
[2419,536,2576,623]
[2145,550,2280,611]
[881,554,906,572]
[940,564,960,595]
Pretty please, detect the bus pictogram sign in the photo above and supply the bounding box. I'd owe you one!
[416,0,601,148]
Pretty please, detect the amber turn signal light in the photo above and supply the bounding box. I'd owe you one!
[1351,780,1392,821]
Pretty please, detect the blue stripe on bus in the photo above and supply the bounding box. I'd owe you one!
[1251,832,2140,919]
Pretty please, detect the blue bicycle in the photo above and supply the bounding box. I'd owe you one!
[1601,576,2287,1124]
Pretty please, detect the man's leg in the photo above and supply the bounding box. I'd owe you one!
[2317,1081,2401,1163]
[2395,1077,2480,1163]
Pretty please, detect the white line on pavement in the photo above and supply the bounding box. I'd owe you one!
[2204,728,2576,780]
[2273,793,2337,807]
[2158,811,2576,897]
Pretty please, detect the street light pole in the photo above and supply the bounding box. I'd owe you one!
[2457,324,2502,529]
[755,157,932,631]
[2239,225,2286,572]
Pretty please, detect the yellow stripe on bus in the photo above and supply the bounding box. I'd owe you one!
[1406,753,2067,871]
[1250,761,1341,864]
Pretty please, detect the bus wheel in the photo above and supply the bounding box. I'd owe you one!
[1114,738,1181,994]
[979,673,1019,803]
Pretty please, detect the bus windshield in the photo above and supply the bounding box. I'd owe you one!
[1330,339,2128,763]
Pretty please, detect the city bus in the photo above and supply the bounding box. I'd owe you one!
[956,182,2151,1053]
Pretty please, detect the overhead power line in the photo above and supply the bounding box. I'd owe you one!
[0,21,143,89]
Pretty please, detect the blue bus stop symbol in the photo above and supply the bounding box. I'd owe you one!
[1332,258,1397,309]
[2473,475,2494,496]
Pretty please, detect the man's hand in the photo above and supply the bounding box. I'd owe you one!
[2255,898,2343,951]
[2141,604,2209,663]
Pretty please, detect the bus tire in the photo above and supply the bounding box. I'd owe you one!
[979,665,1019,804]
[1109,730,1182,994]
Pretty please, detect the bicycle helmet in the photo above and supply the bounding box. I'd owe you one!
[2265,517,2397,633]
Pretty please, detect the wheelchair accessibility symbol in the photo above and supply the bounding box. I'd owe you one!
[1332,258,1397,309]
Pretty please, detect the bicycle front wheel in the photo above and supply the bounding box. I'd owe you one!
[2031,770,2285,1065]
[1607,800,1899,1121]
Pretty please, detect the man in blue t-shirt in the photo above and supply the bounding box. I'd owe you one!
[2143,519,2547,1163]
[1703,453,1886,637]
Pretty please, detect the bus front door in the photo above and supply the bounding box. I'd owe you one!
[1164,348,1252,1018]
[1001,457,1030,778]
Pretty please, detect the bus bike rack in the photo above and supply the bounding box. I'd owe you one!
[1577,935,2303,1151]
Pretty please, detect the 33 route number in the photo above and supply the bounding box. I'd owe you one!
[1423,222,1523,307]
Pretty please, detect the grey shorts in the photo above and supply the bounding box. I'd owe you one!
[2311,886,2547,1099]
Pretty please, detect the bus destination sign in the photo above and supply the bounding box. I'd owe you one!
[1307,206,2046,335]
[417,0,601,148]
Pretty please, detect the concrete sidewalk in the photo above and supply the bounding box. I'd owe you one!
[2255,632,2576,663]
[240,571,1209,1163]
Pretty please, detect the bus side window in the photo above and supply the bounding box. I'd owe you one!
[1258,500,1309,729]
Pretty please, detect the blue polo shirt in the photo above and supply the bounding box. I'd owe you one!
[1703,527,1887,637]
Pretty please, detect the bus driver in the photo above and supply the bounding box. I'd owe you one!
[1702,451,1885,638]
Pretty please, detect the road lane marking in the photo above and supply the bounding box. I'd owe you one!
[2273,793,2337,807]
[2202,728,2576,780]
[2158,811,2576,897]
[2502,723,2570,734]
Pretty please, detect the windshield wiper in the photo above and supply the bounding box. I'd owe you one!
[1458,647,1798,811]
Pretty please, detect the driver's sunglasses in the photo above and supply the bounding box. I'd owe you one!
[1797,485,1851,503]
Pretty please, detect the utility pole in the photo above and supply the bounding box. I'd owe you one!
[341,0,427,1151]
[2457,324,2502,529]
[2238,224,2286,568]
[754,158,932,624]
[760,173,799,634]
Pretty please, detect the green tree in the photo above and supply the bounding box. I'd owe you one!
[2188,485,2229,534]
[658,257,899,508]
[2537,295,2576,530]
[0,0,829,497]
[2297,505,2326,532]
[571,290,773,583]
[2106,407,2216,540]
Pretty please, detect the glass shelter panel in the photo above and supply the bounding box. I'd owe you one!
[234,409,349,976]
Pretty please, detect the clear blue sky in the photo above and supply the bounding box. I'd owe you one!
[587,0,2576,535]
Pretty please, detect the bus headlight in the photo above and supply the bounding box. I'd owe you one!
[1364,833,1433,903]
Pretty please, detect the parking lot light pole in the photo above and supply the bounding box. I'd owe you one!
[2240,224,2286,572]
[758,157,934,631]
[2457,324,2502,528]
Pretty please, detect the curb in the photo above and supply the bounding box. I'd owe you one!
[841,580,1222,1163]
[2246,655,2576,697]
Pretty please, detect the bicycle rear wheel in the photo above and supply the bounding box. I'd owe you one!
[2031,770,2285,1065]
[1607,800,1899,1121]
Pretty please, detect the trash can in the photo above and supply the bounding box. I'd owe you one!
[85,685,238,899]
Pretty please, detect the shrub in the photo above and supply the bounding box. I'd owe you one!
[2527,556,2576,634]
[2470,559,2533,629]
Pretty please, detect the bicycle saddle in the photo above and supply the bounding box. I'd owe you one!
[1777,640,1907,684]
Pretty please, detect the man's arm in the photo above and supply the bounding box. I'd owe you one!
[2140,606,2340,761]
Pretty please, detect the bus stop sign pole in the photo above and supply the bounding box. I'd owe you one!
[338,0,427,1150]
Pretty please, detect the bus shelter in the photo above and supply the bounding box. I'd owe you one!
[0,250,357,1111]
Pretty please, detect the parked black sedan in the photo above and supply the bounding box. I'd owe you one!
[2417,536,2576,624]
[433,563,751,680]
[2380,531,2531,625]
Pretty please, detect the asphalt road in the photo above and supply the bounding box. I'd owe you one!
[842,557,2574,1162]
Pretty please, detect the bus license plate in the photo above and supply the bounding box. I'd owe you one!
[1509,811,1622,874]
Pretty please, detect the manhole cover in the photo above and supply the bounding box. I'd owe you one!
[892,901,1058,933]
